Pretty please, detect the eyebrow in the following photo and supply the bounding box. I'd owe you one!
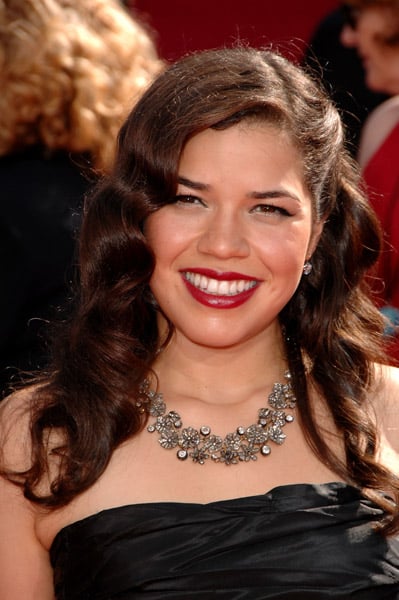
[177,176,210,191]
[249,190,301,203]
[177,176,301,203]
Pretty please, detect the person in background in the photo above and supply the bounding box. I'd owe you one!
[1,46,399,599]
[303,6,386,154]
[340,0,399,361]
[0,0,162,397]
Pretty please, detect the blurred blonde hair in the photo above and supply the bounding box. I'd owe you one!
[0,0,163,171]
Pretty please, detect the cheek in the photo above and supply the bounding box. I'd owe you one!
[366,60,392,92]
[256,227,311,266]
[384,56,399,89]
[145,221,173,295]
[146,210,194,256]
[148,261,175,313]
[273,252,306,281]
[144,210,167,246]
[148,253,174,299]
[145,215,174,265]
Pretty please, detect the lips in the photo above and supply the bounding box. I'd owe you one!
[181,269,260,308]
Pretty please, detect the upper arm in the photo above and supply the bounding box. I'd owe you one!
[373,364,399,474]
[0,477,55,600]
[0,390,55,599]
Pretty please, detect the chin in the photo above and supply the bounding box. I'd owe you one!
[366,73,388,94]
[188,334,246,349]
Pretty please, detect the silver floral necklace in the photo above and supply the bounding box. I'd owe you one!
[137,371,296,465]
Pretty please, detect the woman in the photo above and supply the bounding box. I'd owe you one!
[1,46,399,599]
[0,0,162,396]
[303,6,387,154]
[341,0,399,359]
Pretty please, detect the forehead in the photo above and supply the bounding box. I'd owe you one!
[182,120,298,158]
[179,123,300,167]
[177,123,309,194]
[348,0,396,16]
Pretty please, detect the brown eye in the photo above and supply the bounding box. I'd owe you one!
[251,204,291,216]
[174,195,204,205]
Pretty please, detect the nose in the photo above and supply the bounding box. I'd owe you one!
[340,23,359,48]
[197,210,250,259]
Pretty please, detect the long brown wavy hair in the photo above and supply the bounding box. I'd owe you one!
[3,46,399,533]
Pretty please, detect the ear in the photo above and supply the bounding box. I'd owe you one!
[306,218,325,259]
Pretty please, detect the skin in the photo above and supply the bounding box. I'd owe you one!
[146,122,322,355]
[1,122,399,599]
[341,4,399,95]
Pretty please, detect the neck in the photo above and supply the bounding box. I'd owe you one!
[152,323,287,406]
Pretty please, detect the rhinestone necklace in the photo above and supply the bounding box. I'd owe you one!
[137,371,296,465]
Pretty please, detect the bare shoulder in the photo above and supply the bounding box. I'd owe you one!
[0,387,55,599]
[371,363,399,459]
[372,363,399,413]
[0,386,38,471]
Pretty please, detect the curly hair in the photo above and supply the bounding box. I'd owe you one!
[4,46,399,533]
[0,0,163,171]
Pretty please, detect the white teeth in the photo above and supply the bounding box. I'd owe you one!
[229,281,237,294]
[207,279,218,294]
[219,281,229,295]
[183,272,257,296]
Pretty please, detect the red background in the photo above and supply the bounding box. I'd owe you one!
[133,1,339,61]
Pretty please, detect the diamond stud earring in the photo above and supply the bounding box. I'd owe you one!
[303,261,312,276]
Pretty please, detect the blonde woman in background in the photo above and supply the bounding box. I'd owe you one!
[0,0,162,396]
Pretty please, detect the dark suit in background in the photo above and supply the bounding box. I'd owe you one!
[0,148,92,396]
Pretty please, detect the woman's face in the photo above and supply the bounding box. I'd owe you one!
[340,3,399,95]
[145,122,323,350]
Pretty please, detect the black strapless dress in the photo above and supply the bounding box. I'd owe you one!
[50,482,399,599]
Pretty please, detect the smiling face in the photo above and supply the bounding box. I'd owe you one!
[340,3,399,94]
[145,122,323,350]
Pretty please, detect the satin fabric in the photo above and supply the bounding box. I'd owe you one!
[50,482,399,599]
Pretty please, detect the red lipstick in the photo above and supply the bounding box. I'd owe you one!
[181,269,260,309]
